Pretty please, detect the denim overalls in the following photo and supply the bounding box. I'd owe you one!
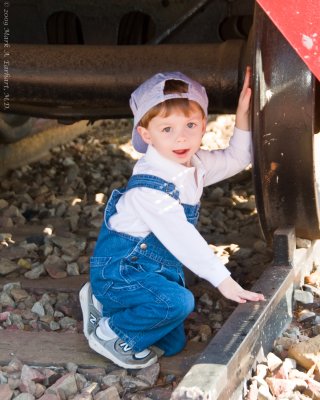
[90,174,200,356]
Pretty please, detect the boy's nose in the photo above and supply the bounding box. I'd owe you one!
[176,131,187,141]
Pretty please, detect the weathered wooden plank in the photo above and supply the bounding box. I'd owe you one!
[0,275,88,292]
[0,330,206,376]
[158,341,207,376]
[0,331,107,368]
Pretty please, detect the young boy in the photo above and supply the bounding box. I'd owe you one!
[80,69,265,369]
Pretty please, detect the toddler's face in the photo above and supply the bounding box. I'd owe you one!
[137,106,206,167]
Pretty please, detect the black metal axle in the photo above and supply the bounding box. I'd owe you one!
[2,41,247,119]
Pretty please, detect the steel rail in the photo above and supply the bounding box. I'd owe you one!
[172,228,320,400]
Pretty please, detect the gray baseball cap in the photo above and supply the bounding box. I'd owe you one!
[129,71,208,153]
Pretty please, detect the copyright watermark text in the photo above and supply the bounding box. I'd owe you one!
[3,0,11,110]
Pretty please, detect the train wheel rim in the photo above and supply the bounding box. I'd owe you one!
[252,4,320,242]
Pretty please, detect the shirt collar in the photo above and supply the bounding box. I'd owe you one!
[144,145,205,182]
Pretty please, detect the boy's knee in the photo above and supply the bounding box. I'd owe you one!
[183,289,195,315]
[170,288,194,319]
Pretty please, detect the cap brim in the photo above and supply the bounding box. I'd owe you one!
[132,127,148,153]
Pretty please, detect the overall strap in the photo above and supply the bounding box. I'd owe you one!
[126,174,180,201]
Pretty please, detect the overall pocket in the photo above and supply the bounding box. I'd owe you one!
[90,256,113,297]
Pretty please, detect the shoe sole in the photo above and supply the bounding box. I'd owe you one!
[79,282,96,340]
[88,335,157,369]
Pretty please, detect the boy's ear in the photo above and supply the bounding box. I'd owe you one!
[137,126,152,145]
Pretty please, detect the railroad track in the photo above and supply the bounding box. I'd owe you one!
[1,228,319,399]
[173,230,320,399]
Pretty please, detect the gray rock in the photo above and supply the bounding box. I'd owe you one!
[257,384,273,400]
[50,236,76,249]
[0,384,14,400]
[66,363,78,373]
[68,215,79,231]
[8,375,21,390]
[10,288,29,302]
[46,372,78,399]
[0,258,19,276]
[82,382,99,397]
[8,314,24,330]
[44,262,67,279]
[44,303,55,317]
[136,363,160,386]
[49,321,60,331]
[303,284,320,297]
[253,240,267,253]
[34,383,46,398]
[24,265,46,279]
[15,392,36,399]
[121,376,150,390]
[31,302,45,317]
[294,289,314,304]
[0,199,9,209]
[296,237,311,248]
[0,292,15,308]
[39,293,52,306]
[209,187,224,201]
[266,352,282,372]
[53,310,64,318]
[297,309,316,322]
[0,371,8,384]
[59,317,77,329]
[2,282,21,293]
[233,247,253,259]
[55,203,67,217]
[95,386,120,400]
[101,374,121,387]
[19,365,43,395]
[66,263,80,276]
[44,244,53,257]
[199,293,213,307]
[74,374,87,392]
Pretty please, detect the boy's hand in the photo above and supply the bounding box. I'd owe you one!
[217,276,265,303]
[235,66,252,131]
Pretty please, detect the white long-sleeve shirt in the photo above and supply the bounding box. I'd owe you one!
[109,127,252,287]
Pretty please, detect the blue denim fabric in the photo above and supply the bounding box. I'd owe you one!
[90,174,200,356]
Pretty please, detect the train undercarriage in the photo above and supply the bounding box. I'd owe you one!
[1,0,319,245]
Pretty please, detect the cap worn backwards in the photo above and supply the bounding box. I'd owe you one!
[129,71,209,153]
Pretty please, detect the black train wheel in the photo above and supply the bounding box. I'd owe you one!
[251,4,320,243]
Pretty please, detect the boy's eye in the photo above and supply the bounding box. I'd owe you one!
[162,127,171,133]
[187,122,196,128]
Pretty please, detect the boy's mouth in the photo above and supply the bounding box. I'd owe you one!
[173,149,189,156]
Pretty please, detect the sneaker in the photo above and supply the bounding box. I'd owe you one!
[88,329,158,369]
[79,282,102,340]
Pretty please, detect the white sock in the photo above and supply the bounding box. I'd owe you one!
[96,318,117,340]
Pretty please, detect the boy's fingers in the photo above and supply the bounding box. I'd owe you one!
[240,87,251,102]
[244,72,250,87]
[241,68,251,95]
[241,290,265,302]
[235,296,246,303]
